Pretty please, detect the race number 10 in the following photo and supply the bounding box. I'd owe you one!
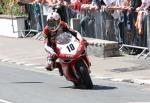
[66,44,75,52]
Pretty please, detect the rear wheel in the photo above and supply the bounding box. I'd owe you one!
[75,60,93,89]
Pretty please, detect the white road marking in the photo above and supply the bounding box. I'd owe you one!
[24,63,35,66]
[0,99,13,103]
[1,59,9,62]
[15,61,25,65]
[35,66,45,69]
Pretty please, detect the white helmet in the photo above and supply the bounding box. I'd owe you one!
[46,12,61,31]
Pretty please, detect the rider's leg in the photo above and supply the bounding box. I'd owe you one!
[45,44,57,71]
[46,55,63,76]
[44,44,63,76]
[55,62,63,76]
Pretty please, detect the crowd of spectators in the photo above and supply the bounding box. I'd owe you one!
[15,0,150,46]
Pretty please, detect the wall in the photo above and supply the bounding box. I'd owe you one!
[0,15,26,38]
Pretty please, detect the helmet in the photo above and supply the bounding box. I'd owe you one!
[46,12,61,31]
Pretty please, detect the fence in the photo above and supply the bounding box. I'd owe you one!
[79,9,149,46]
[76,8,150,58]
[14,4,150,55]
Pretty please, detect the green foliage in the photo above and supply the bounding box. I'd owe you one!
[0,0,27,16]
[0,0,12,14]
[11,4,27,16]
[0,4,3,14]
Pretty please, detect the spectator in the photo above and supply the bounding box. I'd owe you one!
[91,0,102,7]
[127,0,142,46]
[134,0,150,46]
[45,0,57,5]
[129,0,142,11]
[80,0,92,10]
[102,0,115,6]
[72,0,92,12]
[113,0,126,43]
[44,0,68,6]
[56,0,69,22]
[80,0,97,38]
[90,0,104,10]
[44,0,68,22]
[72,0,81,12]
[135,0,150,35]
[33,0,43,32]
[102,0,131,43]
[136,0,150,10]
[100,0,117,41]
[81,0,92,4]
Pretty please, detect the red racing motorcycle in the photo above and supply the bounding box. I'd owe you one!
[55,31,93,89]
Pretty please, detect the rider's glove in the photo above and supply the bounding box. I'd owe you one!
[50,53,58,60]
[83,39,89,47]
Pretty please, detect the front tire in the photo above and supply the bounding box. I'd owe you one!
[75,60,93,89]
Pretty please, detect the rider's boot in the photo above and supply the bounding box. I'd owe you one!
[45,57,55,71]
[45,56,63,76]
[45,62,63,76]
[45,61,54,71]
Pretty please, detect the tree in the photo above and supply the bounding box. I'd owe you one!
[0,0,27,16]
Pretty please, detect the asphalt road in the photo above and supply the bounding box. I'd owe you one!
[0,61,150,103]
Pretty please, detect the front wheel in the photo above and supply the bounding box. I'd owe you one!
[75,60,93,89]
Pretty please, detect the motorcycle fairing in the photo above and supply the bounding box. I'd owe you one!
[56,32,80,55]
[60,56,90,83]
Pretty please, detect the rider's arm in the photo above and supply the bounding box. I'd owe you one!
[64,25,88,46]
[42,25,49,39]
[42,26,56,55]
[42,26,50,46]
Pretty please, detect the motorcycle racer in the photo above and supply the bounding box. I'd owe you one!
[42,12,85,76]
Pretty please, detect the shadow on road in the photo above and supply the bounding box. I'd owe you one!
[60,85,117,90]
[11,82,44,84]
[92,85,117,90]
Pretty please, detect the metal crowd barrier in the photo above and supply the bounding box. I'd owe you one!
[12,4,150,58]
[79,9,120,41]
[10,4,38,37]
[78,8,150,58]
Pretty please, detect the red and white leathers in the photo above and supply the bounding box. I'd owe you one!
[43,21,83,73]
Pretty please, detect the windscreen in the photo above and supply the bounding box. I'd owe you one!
[56,32,72,45]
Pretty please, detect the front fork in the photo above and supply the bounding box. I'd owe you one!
[81,54,91,73]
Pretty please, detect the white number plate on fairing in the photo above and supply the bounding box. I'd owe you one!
[57,38,79,55]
